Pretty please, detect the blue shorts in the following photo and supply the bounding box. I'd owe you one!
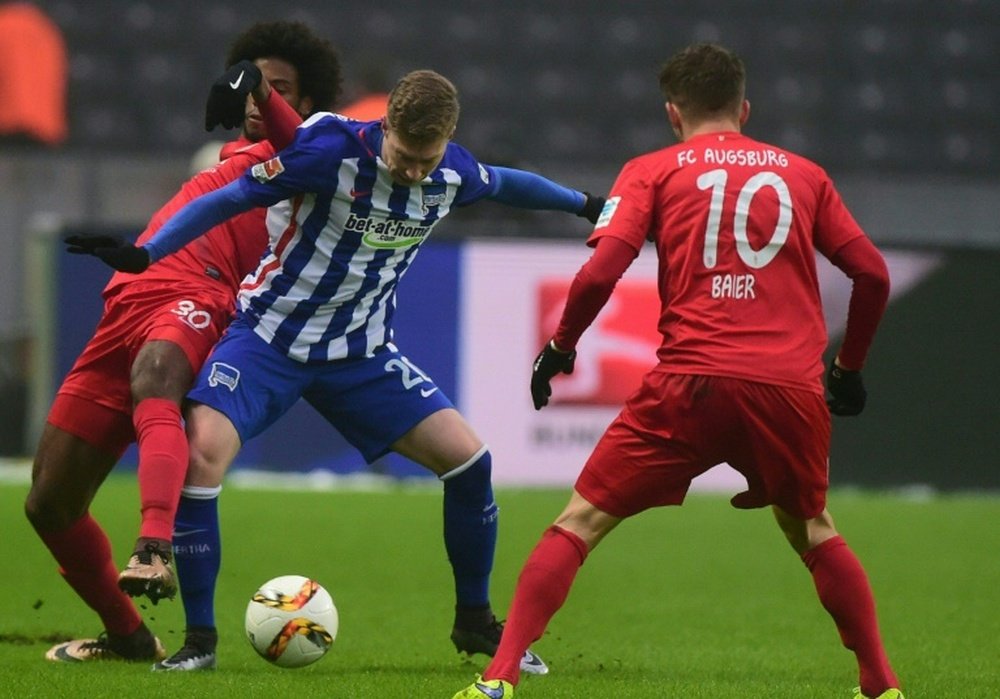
[187,319,454,463]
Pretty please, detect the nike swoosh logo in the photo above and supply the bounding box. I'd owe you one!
[474,683,504,699]
[51,644,81,663]
[173,529,209,538]
[420,387,439,398]
[350,188,371,198]
[229,70,245,90]
[520,649,549,674]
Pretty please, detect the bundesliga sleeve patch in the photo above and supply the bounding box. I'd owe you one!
[252,157,285,183]
[595,195,619,229]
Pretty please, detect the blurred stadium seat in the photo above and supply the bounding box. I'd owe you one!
[27,0,1000,175]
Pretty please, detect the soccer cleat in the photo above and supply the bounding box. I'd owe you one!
[152,626,217,671]
[852,688,905,699]
[517,649,548,675]
[452,675,514,699]
[118,538,177,603]
[451,611,548,675]
[45,627,166,663]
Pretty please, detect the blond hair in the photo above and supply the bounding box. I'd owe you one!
[385,69,459,143]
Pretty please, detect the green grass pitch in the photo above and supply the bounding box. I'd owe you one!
[1,474,998,698]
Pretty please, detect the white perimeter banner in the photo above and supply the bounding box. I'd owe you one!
[459,240,939,489]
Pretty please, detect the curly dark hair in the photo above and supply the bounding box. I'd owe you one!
[226,20,342,113]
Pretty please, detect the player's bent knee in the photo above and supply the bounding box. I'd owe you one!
[185,451,229,488]
[553,493,620,551]
[24,488,84,532]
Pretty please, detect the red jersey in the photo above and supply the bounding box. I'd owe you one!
[103,88,305,298]
[590,131,867,393]
[104,139,274,298]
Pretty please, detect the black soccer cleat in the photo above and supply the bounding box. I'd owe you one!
[152,627,218,671]
[451,608,549,675]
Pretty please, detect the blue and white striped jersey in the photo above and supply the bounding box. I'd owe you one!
[235,114,497,363]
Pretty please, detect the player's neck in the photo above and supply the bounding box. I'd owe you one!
[682,119,741,140]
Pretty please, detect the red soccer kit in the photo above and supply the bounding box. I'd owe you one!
[559,131,887,518]
[49,91,302,455]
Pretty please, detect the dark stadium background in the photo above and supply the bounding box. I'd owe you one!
[1,1,997,491]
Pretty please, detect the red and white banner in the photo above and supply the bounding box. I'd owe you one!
[460,240,939,488]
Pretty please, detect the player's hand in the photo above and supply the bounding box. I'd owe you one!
[578,192,606,225]
[65,234,151,273]
[826,359,866,416]
[205,59,262,131]
[531,340,577,410]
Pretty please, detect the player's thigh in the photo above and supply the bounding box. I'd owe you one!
[130,289,234,403]
[26,413,125,530]
[184,402,242,487]
[391,408,483,475]
[304,344,459,468]
[733,383,831,519]
[56,306,136,417]
[187,319,310,447]
[130,340,196,404]
[576,373,716,518]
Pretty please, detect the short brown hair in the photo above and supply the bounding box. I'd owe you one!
[658,43,745,120]
[385,69,460,144]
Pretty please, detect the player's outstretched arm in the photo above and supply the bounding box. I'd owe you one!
[487,166,605,223]
[65,234,151,273]
[65,180,254,272]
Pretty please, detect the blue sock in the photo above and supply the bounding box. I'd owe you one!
[173,485,222,630]
[441,447,498,609]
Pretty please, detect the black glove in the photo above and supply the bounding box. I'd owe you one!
[65,234,150,273]
[531,340,577,410]
[205,59,262,131]
[577,192,606,225]
[826,360,866,416]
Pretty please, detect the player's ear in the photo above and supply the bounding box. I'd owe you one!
[739,99,750,126]
[666,102,683,139]
[666,102,679,124]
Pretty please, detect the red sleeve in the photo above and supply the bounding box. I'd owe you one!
[552,236,639,351]
[829,236,890,370]
[586,157,655,252]
[259,88,303,151]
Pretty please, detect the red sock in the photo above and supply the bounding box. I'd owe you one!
[39,514,142,636]
[802,536,899,696]
[133,398,186,542]
[484,526,588,685]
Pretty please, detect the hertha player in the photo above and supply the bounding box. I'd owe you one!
[71,68,604,675]
[29,20,341,664]
[456,43,903,699]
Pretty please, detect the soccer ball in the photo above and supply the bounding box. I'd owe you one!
[244,575,339,668]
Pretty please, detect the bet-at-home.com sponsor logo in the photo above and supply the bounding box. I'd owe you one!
[345,213,434,249]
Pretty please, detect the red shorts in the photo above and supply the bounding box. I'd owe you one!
[48,280,235,453]
[575,370,831,520]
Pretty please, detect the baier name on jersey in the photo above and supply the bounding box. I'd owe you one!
[344,212,435,249]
